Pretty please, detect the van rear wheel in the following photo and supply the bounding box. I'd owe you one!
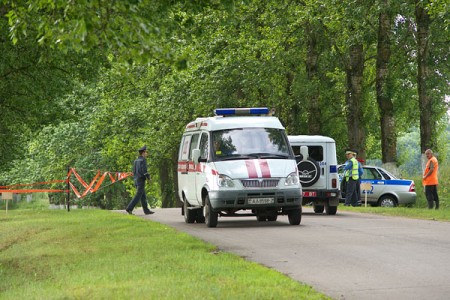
[195,210,205,223]
[183,197,195,224]
[204,195,218,228]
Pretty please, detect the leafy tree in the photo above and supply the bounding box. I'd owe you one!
[414,0,449,152]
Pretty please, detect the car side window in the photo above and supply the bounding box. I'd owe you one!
[372,169,383,180]
[362,169,373,180]
[378,169,391,180]
[362,168,382,180]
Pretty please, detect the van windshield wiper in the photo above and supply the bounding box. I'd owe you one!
[258,154,290,159]
[218,154,257,161]
[218,153,289,160]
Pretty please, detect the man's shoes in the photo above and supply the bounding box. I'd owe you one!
[126,209,133,215]
[144,210,155,215]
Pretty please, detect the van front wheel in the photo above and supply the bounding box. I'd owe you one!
[288,208,302,225]
[204,195,218,228]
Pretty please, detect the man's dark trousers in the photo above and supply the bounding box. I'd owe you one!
[425,185,439,209]
[126,178,150,213]
[345,178,359,206]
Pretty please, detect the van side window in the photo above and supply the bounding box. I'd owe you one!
[189,133,200,160]
[180,135,192,161]
[291,146,323,161]
[199,133,209,160]
[308,146,323,161]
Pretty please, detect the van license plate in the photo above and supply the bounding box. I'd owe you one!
[248,198,275,204]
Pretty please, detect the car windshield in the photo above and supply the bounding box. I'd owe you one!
[212,128,291,160]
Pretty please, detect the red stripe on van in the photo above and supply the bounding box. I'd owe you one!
[259,159,271,178]
[245,160,258,178]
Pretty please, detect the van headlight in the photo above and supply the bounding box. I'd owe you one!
[285,172,300,186]
[218,174,235,188]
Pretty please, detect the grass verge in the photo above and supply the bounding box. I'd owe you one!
[0,208,328,300]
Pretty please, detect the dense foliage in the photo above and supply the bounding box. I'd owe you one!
[0,0,448,208]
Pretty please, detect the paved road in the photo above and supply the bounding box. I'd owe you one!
[128,207,450,300]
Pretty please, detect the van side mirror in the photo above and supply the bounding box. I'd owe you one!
[192,149,201,164]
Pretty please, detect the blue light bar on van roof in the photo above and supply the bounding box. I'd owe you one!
[214,107,270,116]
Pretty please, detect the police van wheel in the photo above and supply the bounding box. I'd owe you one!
[288,208,302,225]
[183,198,195,224]
[325,205,337,215]
[313,204,324,214]
[204,195,218,228]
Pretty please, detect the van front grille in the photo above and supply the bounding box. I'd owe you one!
[241,179,280,188]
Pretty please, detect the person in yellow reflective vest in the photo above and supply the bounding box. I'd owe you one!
[343,149,360,206]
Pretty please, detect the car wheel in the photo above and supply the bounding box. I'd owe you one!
[378,195,397,207]
[183,196,195,224]
[313,204,324,213]
[204,194,218,227]
[288,207,302,225]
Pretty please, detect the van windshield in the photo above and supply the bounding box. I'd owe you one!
[212,128,291,160]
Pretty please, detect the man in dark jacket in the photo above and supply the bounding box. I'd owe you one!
[126,145,154,215]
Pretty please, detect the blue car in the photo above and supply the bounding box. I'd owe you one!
[339,165,417,207]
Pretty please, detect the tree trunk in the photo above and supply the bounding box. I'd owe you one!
[376,2,397,164]
[159,157,174,208]
[172,149,182,208]
[305,23,321,134]
[345,44,366,160]
[415,1,435,152]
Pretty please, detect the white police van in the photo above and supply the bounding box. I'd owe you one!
[177,108,302,227]
[288,135,340,215]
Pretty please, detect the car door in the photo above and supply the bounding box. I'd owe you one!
[361,167,385,203]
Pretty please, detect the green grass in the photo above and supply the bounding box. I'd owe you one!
[0,204,328,300]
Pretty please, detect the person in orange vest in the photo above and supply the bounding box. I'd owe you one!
[423,149,439,209]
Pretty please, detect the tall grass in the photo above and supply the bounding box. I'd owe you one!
[0,207,328,300]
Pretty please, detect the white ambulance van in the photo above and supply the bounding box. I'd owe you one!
[177,108,302,227]
[288,135,340,215]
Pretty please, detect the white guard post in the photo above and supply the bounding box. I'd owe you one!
[360,182,372,207]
